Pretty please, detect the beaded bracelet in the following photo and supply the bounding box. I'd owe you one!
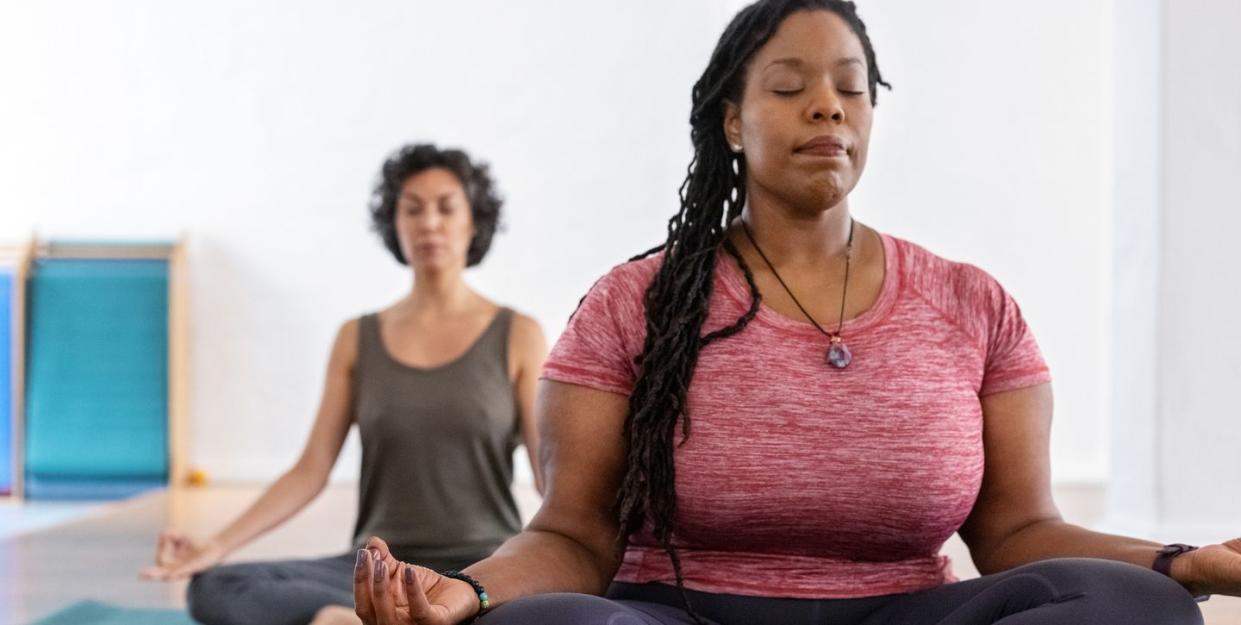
[441,570,490,616]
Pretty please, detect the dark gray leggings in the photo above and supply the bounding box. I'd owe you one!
[186,552,479,625]
[478,558,1204,625]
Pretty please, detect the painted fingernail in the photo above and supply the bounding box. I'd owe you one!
[356,549,367,571]
[404,565,414,584]
[374,557,385,579]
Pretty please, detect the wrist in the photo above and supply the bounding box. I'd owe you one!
[1158,544,1211,600]
[202,536,230,557]
[442,570,490,621]
[449,579,483,622]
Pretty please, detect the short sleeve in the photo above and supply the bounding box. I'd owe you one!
[541,261,652,396]
[979,280,1052,396]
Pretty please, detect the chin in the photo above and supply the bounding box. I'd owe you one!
[416,257,467,274]
[799,179,850,211]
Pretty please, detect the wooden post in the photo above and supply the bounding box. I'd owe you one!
[1,238,34,501]
[168,237,190,488]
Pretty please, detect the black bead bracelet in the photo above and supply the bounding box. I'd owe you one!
[441,570,490,616]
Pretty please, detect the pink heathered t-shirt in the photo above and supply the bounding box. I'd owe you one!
[541,232,1052,599]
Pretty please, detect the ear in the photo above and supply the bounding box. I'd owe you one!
[722,99,743,150]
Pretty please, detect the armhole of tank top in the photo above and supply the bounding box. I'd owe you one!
[500,307,515,381]
[499,308,523,442]
[352,313,376,399]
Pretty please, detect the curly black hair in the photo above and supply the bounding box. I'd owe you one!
[368,143,503,267]
[611,2,890,623]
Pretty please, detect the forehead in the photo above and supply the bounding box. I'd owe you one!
[400,167,465,200]
[750,9,867,71]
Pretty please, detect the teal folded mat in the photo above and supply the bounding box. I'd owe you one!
[24,259,169,499]
[0,269,12,494]
[30,600,198,625]
[21,475,167,500]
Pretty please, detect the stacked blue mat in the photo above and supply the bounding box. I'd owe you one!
[24,259,170,500]
[0,268,13,496]
[31,600,198,625]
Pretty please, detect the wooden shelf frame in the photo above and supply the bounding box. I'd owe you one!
[5,237,190,500]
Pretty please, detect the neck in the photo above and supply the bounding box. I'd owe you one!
[406,267,475,315]
[738,190,855,267]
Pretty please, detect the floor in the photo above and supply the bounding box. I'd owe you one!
[1,484,1237,625]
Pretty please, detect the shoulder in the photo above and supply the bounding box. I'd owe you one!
[584,252,663,304]
[506,309,547,354]
[891,234,1009,315]
[328,316,364,369]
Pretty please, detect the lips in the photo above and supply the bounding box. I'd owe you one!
[796,135,849,157]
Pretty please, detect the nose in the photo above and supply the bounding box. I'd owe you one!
[414,209,441,233]
[806,82,845,124]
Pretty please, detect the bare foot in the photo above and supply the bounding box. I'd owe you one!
[310,605,362,625]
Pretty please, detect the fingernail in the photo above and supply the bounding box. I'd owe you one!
[404,565,414,584]
[374,557,384,579]
[356,549,367,570]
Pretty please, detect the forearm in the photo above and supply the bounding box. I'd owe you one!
[974,518,1162,575]
[463,527,620,606]
[211,466,328,554]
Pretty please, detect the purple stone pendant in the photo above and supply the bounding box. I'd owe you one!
[827,336,852,369]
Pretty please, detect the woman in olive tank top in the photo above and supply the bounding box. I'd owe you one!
[140,144,547,625]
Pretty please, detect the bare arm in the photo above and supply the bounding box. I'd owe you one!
[468,380,626,599]
[144,319,359,580]
[508,312,548,495]
[959,383,1166,575]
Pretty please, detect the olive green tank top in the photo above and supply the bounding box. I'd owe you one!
[351,309,522,563]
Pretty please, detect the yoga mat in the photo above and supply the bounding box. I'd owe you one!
[30,600,199,625]
[24,259,169,500]
[0,268,12,495]
[20,475,167,501]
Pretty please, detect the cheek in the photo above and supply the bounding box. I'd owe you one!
[851,144,869,172]
[851,107,874,155]
[394,213,414,239]
[740,105,795,174]
[453,215,476,248]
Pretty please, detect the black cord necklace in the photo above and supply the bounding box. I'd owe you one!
[740,217,856,369]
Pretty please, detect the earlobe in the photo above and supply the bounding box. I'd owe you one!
[722,99,743,150]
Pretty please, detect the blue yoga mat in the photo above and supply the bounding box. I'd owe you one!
[24,259,169,500]
[0,268,12,495]
[30,600,198,625]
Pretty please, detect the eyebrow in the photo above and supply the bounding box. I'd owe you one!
[764,56,865,69]
[400,191,458,203]
[766,57,804,68]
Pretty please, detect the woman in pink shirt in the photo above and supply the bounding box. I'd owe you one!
[352,1,1241,624]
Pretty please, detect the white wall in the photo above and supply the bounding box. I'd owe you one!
[1104,0,1241,544]
[1155,0,1241,542]
[1106,0,1162,533]
[1,0,1116,484]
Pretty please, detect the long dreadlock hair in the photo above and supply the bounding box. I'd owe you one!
[611,0,891,620]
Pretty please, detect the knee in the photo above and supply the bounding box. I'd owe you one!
[185,564,262,625]
[478,593,652,625]
[186,568,228,625]
[1018,557,1187,596]
[1015,558,1203,624]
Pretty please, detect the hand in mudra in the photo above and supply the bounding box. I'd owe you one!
[354,536,481,625]
[140,530,225,581]
[1177,537,1241,597]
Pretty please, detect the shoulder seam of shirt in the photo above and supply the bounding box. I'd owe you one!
[903,267,988,362]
